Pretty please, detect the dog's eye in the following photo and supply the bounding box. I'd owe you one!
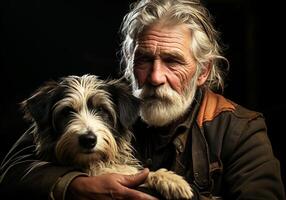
[59,107,75,117]
[87,99,114,123]
[52,107,75,135]
[97,106,106,113]
[96,106,113,123]
[95,106,109,116]
[87,99,107,115]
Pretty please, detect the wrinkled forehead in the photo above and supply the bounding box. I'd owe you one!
[136,23,192,55]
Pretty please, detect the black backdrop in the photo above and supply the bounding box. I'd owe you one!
[1,0,285,186]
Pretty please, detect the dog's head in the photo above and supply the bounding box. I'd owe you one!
[21,74,140,168]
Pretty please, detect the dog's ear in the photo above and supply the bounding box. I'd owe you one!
[107,78,141,128]
[20,80,63,128]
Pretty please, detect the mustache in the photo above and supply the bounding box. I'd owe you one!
[140,84,178,101]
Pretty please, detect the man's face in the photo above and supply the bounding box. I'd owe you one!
[133,23,204,126]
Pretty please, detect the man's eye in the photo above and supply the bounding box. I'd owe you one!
[164,57,179,64]
[134,56,153,65]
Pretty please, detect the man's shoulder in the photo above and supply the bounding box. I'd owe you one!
[197,90,267,163]
[197,89,263,127]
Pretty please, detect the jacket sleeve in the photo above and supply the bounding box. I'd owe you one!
[222,115,286,200]
[0,128,84,199]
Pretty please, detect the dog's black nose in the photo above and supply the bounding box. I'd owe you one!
[78,132,97,149]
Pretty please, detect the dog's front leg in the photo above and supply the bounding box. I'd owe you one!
[145,168,193,199]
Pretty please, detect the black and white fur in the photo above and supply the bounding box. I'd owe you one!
[21,74,193,199]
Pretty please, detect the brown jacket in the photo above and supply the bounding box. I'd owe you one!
[133,89,286,199]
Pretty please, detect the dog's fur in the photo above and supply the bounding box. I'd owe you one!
[21,74,193,199]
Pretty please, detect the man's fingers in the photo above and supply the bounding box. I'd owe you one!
[120,168,149,187]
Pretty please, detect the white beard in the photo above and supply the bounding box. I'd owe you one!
[134,75,198,127]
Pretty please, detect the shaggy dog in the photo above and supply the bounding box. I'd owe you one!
[21,74,193,199]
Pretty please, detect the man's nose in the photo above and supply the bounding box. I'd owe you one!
[148,60,166,86]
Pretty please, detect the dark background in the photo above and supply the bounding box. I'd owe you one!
[1,0,285,186]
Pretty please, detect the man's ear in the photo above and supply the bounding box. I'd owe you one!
[107,78,141,129]
[20,81,62,128]
[197,63,211,86]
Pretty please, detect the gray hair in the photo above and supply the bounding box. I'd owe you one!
[120,0,228,92]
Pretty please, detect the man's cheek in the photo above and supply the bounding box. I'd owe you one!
[166,75,184,94]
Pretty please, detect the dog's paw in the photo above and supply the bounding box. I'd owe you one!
[146,168,193,199]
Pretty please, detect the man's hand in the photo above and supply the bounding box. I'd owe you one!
[67,168,159,200]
